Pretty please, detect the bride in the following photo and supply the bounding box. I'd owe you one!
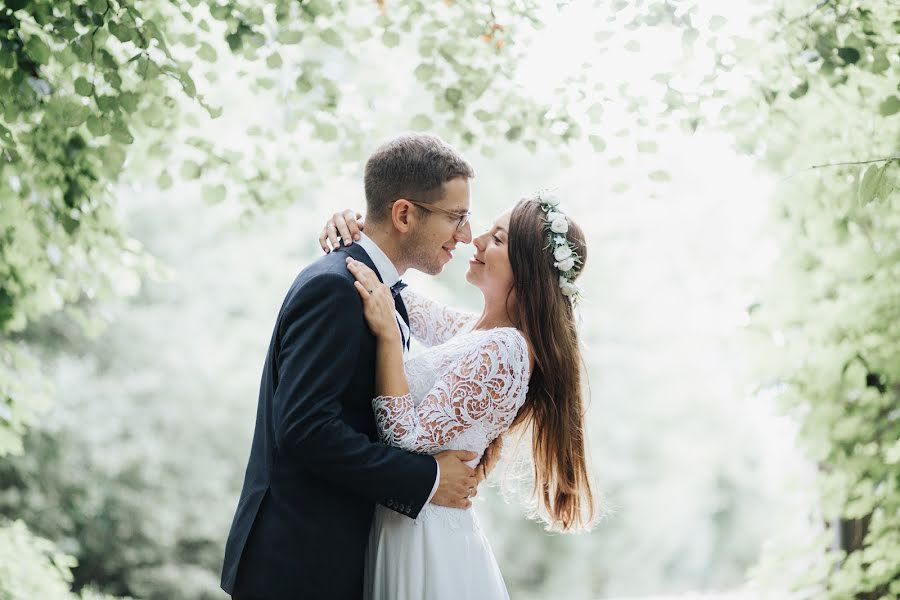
[321,192,596,600]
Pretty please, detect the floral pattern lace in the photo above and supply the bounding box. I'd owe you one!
[401,288,478,347]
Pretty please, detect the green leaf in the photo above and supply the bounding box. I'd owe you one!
[110,123,133,145]
[313,121,338,142]
[445,87,462,106]
[25,36,51,65]
[180,160,201,180]
[878,96,900,117]
[586,103,604,123]
[588,135,606,152]
[277,30,303,44]
[836,47,860,65]
[86,115,108,136]
[624,40,640,52]
[709,15,727,30]
[648,169,671,182]
[858,164,886,204]
[682,29,699,48]
[197,42,217,62]
[410,114,433,130]
[637,140,658,153]
[74,77,93,97]
[108,21,132,43]
[0,124,13,145]
[320,29,343,48]
[202,183,226,203]
[382,31,400,48]
[266,52,283,68]
[414,63,437,82]
[157,171,173,190]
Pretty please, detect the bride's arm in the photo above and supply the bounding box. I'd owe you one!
[373,329,531,453]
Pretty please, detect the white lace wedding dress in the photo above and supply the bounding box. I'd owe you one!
[363,289,531,600]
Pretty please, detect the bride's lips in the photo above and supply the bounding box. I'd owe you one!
[469,257,485,265]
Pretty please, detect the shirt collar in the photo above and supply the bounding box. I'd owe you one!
[356,233,401,287]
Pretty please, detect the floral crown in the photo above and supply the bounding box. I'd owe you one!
[535,190,583,304]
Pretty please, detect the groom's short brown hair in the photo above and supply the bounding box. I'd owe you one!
[364,133,474,223]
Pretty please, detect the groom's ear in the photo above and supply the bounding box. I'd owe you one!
[391,199,413,233]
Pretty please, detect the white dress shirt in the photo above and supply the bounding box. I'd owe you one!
[354,234,441,505]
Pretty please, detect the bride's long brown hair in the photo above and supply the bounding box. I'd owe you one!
[507,197,595,532]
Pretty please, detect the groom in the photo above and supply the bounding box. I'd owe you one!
[222,133,482,599]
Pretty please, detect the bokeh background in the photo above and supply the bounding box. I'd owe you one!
[1,0,898,599]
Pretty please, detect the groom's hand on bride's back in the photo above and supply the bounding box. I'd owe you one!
[431,450,479,509]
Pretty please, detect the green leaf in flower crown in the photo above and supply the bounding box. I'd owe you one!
[637,140,658,153]
[589,135,606,152]
[878,96,900,117]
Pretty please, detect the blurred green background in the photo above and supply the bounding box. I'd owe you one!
[1,0,898,599]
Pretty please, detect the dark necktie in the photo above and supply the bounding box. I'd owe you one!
[392,281,410,352]
[390,280,408,297]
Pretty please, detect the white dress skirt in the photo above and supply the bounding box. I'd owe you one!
[362,289,531,600]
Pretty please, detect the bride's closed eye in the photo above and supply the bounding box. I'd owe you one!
[492,234,503,244]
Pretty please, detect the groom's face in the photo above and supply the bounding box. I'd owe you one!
[406,177,472,275]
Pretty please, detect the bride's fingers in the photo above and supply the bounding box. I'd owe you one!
[352,280,371,302]
[340,209,362,241]
[326,222,341,249]
[332,212,354,247]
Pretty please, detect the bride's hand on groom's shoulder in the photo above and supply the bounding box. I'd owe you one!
[346,257,401,342]
[319,209,365,253]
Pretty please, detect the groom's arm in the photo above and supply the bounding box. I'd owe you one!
[273,272,436,517]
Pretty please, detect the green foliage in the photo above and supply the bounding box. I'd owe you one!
[730,0,900,597]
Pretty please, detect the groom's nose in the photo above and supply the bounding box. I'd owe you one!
[455,221,473,244]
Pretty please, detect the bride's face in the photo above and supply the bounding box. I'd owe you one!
[466,210,514,298]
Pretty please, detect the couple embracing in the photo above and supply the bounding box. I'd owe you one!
[221,133,595,600]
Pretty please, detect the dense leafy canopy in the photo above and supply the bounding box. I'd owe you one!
[1,0,898,597]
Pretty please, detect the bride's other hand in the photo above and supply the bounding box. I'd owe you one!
[346,257,401,342]
[319,209,365,253]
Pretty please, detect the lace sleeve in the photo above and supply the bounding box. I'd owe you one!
[401,288,478,347]
[373,329,530,452]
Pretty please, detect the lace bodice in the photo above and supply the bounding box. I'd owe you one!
[373,291,530,463]
[401,288,479,348]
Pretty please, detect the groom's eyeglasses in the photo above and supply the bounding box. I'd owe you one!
[399,199,471,232]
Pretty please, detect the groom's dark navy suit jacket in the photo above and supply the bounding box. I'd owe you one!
[221,242,437,599]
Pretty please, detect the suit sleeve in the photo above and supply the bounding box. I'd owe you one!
[273,272,436,518]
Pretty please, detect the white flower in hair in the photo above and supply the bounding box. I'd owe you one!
[547,211,563,221]
[553,244,573,261]
[540,192,561,207]
[550,216,569,234]
[559,277,580,297]
[555,257,576,272]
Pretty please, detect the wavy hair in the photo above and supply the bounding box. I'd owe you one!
[506,197,595,532]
